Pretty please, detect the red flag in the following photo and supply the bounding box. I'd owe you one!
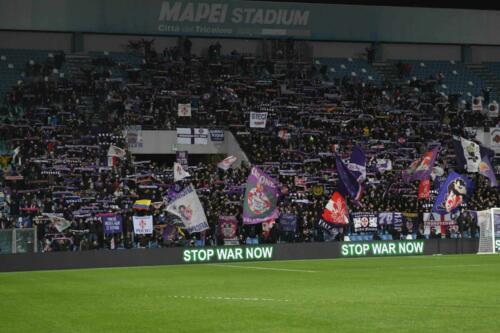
[418,179,430,200]
[322,192,349,225]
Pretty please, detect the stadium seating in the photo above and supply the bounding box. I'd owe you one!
[314,58,383,85]
[395,59,495,100]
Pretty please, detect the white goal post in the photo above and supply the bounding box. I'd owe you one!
[477,208,500,255]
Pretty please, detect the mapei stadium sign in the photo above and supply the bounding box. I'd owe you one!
[159,2,309,26]
[183,246,274,263]
[341,241,424,257]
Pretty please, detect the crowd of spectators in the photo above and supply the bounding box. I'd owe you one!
[0,38,498,253]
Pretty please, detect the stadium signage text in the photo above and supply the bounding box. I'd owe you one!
[183,246,274,263]
[158,2,310,26]
[341,241,424,257]
[495,238,500,253]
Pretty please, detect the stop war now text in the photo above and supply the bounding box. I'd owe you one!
[183,246,274,263]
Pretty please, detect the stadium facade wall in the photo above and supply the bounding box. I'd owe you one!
[2,0,500,45]
[125,130,248,165]
[311,41,372,59]
[382,44,462,61]
[2,29,500,63]
[0,30,72,52]
[0,239,480,272]
[471,45,500,63]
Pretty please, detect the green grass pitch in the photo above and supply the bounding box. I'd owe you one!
[1,254,499,332]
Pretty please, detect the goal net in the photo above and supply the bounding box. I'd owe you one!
[477,208,500,255]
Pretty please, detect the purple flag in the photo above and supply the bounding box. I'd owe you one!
[218,216,238,239]
[243,167,279,224]
[347,146,366,183]
[162,224,178,241]
[432,172,473,214]
[479,155,498,187]
[279,214,297,232]
[403,146,439,183]
[102,215,123,234]
[336,155,363,202]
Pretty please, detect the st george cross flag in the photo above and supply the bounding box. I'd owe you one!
[479,155,498,187]
[173,162,190,182]
[432,172,473,214]
[243,167,280,224]
[403,146,439,183]
[336,155,363,202]
[133,215,153,234]
[452,136,481,172]
[348,146,366,183]
[177,128,209,145]
[107,145,126,159]
[178,103,192,117]
[166,184,209,233]
[322,192,349,225]
[217,155,237,171]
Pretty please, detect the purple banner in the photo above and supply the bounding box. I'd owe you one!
[102,215,123,234]
[218,216,238,239]
[279,214,297,232]
[176,151,188,169]
[336,155,363,202]
[243,167,279,224]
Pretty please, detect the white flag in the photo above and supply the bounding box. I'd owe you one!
[460,137,481,172]
[107,145,126,159]
[12,146,21,166]
[488,101,499,118]
[376,159,392,173]
[166,184,209,233]
[133,215,153,234]
[250,112,268,128]
[217,156,237,171]
[174,162,190,182]
[472,96,483,112]
[48,215,71,232]
[178,103,192,117]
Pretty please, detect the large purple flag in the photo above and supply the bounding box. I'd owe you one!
[479,155,498,187]
[336,155,363,202]
[348,146,366,183]
[403,146,439,183]
[243,167,279,224]
[432,172,473,214]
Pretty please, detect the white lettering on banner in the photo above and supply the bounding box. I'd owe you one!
[251,168,276,188]
[183,246,274,263]
[341,241,424,257]
[159,2,310,26]
[495,239,500,252]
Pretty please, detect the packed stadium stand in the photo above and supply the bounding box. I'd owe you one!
[0,37,498,253]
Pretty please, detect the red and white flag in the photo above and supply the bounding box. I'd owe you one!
[217,156,237,171]
[418,179,431,200]
[322,192,349,225]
